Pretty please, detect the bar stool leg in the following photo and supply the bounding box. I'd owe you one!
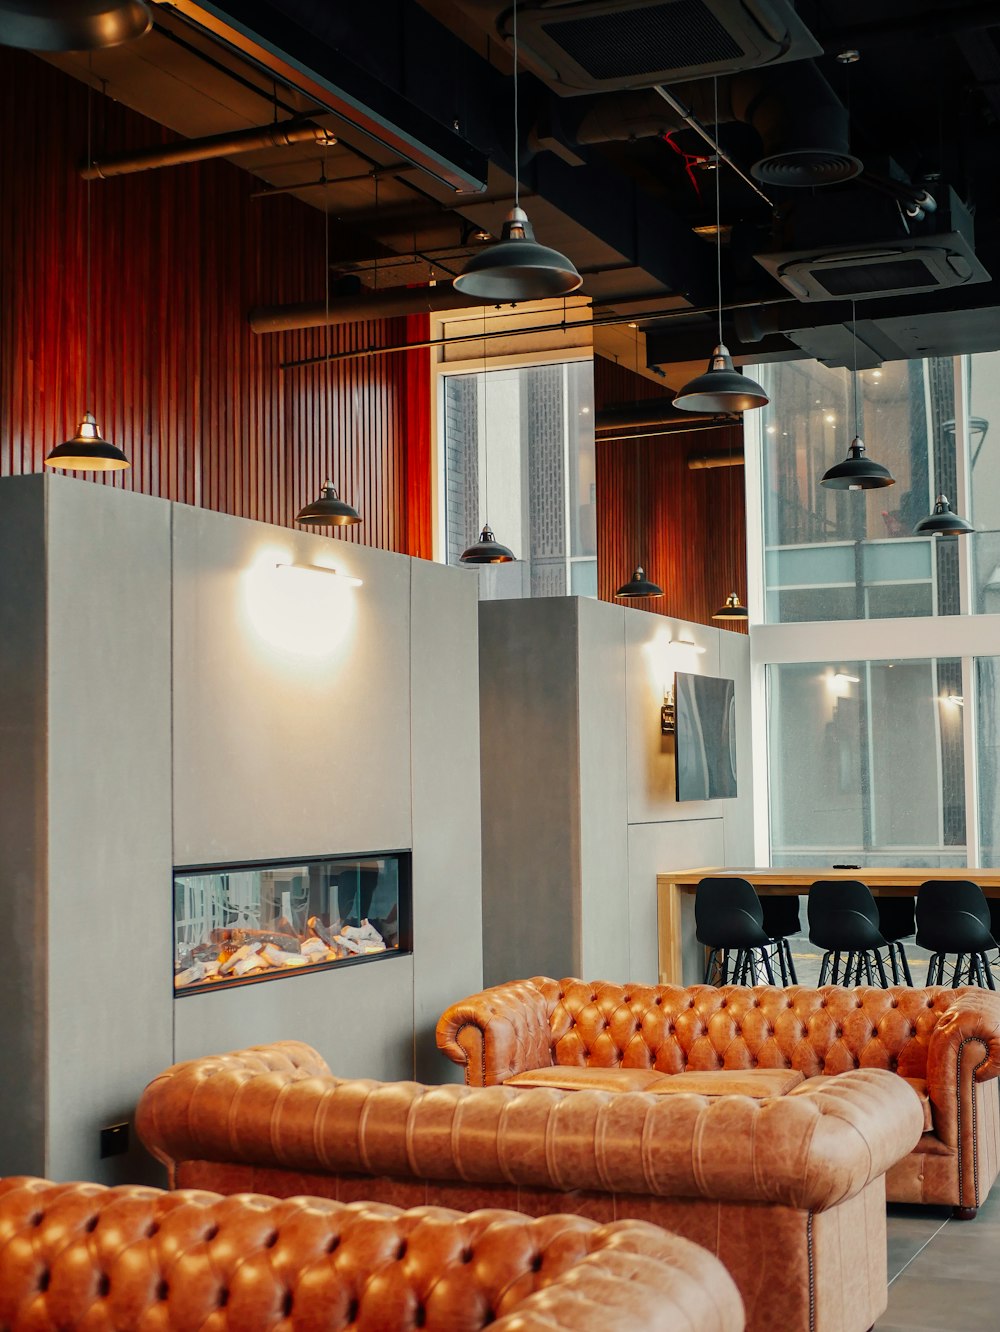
[886,945,899,984]
[895,943,913,986]
[971,953,985,987]
[854,953,865,984]
[983,953,997,990]
[952,954,966,987]
[747,952,760,985]
[862,952,874,985]
[819,952,831,986]
[759,946,775,985]
[784,938,798,985]
[873,948,888,987]
[773,940,788,986]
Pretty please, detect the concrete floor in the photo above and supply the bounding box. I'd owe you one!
[879,1190,1000,1331]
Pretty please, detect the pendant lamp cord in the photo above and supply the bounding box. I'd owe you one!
[852,297,859,437]
[482,307,490,532]
[634,326,641,565]
[512,0,520,211]
[86,66,93,411]
[714,76,722,348]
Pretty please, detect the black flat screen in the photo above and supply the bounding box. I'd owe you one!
[674,672,738,801]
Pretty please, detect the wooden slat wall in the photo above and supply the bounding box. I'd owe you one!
[595,355,747,631]
[0,49,431,556]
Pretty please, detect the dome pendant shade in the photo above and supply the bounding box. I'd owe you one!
[44,412,129,470]
[615,565,663,599]
[453,207,582,302]
[915,494,974,536]
[296,480,361,526]
[673,345,768,414]
[0,0,152,50]
[460,525,516,563]
[820,436,895,490]
[713,591,749,621]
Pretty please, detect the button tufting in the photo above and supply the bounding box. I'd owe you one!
[204,1223,219,1241]
[265,1230,278,1248]
[38,1269,50,1293]
[327,1234,340,1253]
[157,1280,169,1302]
[283,1291,293,1316]
[462,1248,473,1264]
[397,1240,407,1260]
[85,1215,99,1233]
[531,1253,543,1272]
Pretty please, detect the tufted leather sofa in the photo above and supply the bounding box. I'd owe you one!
[0,1176,743,1332]
[436,977,1000,1218]
[136,1039,923,1332]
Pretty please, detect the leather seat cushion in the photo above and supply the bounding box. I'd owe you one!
[504,1065,667,1092]
[791,1073,933,1133]
[647,1068,805,1098]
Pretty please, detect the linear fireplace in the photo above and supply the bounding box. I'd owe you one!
[173,851,411,994]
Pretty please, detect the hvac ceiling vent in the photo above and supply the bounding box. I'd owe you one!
[470,0,821,95]
[754,188,991,302]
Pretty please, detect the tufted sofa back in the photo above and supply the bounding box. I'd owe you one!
[0,1176,744,1332]
[530,978,963,1080]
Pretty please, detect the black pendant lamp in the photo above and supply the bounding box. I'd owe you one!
[461,524,516,564]
[45,77,130,474]
[616,565,663,599]
[453,2,581,303]
[821,307,894,491]
[296,480,361,527]
[674,80,767,416]
[915,494,974,536]
[713,591,749,621]
[0,0,151,50]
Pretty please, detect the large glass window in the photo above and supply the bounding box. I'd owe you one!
[754,356,961,621]
[767,659,966,868]
[969,352,1000,614]
[443,360,596,596]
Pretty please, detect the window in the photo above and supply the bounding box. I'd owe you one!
[442,360,596,596]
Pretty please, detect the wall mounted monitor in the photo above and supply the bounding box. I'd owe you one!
[674,672,738,801]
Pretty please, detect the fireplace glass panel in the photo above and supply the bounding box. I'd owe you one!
[173,852,409,994]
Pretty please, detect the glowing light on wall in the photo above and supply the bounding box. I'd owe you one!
[826,670,860,697]
[241,545,359,662]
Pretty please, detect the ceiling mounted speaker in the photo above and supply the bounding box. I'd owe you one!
[0,0,152,50]
[454,0,820,96]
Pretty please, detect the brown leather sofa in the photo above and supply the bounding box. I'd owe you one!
[136,1039,923,1332]
[436,977,1000,1218]
[0,1175,743,1332]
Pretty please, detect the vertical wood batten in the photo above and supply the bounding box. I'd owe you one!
[0,49,430,554]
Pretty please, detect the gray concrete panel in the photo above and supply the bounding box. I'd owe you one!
[628,817,725,984]
[45,476,174,1184]
[0,476,48,1177]
[410,560,482,1083]
[171,506,412,865]
[479,598,580,985]
[173,953,415,1082]
[577,598,629,982]
[719,629,757,864]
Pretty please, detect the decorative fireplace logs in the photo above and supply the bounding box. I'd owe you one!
[174,917,387,989]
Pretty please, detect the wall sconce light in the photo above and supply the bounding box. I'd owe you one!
[668,638,707,654]
[661,686,676,734]
[275,562,363,587]
[940,692,964,708]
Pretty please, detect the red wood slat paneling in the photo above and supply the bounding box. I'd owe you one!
[0,49,431,553]
[594,356,748,632]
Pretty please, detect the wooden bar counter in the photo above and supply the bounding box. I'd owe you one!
[657,866,1000,985]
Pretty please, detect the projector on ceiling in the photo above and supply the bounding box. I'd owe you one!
[754,187,991,302]
[456,0,821,95]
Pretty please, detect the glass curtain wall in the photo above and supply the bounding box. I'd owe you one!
[767,659,966,868]
[443,360,596,596]
[754,356,960,621]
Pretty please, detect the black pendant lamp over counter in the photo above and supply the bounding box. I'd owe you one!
[296,481,361,527]
[453,0,581,304]
[460,524,516,564]
[713,591,749,621]
[45,411,129,471]
[673,344,768,414]
[821,437,894,490]
[915,494,974,536]
[616,565,663,599]
[0,0,152,50]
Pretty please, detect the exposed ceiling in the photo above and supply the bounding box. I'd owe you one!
[41,1,1000,382]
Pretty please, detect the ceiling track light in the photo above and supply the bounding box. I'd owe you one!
[914,494,974,536]
[821,300,894,491]
[453,1,581,303]
[0,0,151,50]
[673,82,768,416]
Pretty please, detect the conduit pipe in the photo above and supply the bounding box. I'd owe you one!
[687,450,745,468]
[250,283,480,333]
[80,118,336,179]
[596,400,731,431]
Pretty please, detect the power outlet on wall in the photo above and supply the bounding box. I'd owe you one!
[100,1122,129,1158]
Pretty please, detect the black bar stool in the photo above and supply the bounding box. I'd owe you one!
[758,894,800,985]
[695,877,776,986]
[916,880,997,988]
[875,896,915,985]
[808,880,889,987]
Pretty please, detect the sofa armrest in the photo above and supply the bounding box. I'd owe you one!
[926,990,1000,1148]
[436,980,555,1085]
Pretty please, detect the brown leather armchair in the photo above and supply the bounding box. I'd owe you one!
[136,1039,922,1332]
[0,1175,743,1331]
[436,977,1000,1218]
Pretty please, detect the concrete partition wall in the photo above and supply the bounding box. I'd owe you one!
[479,596,754,988]
[0,475,483,1183]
